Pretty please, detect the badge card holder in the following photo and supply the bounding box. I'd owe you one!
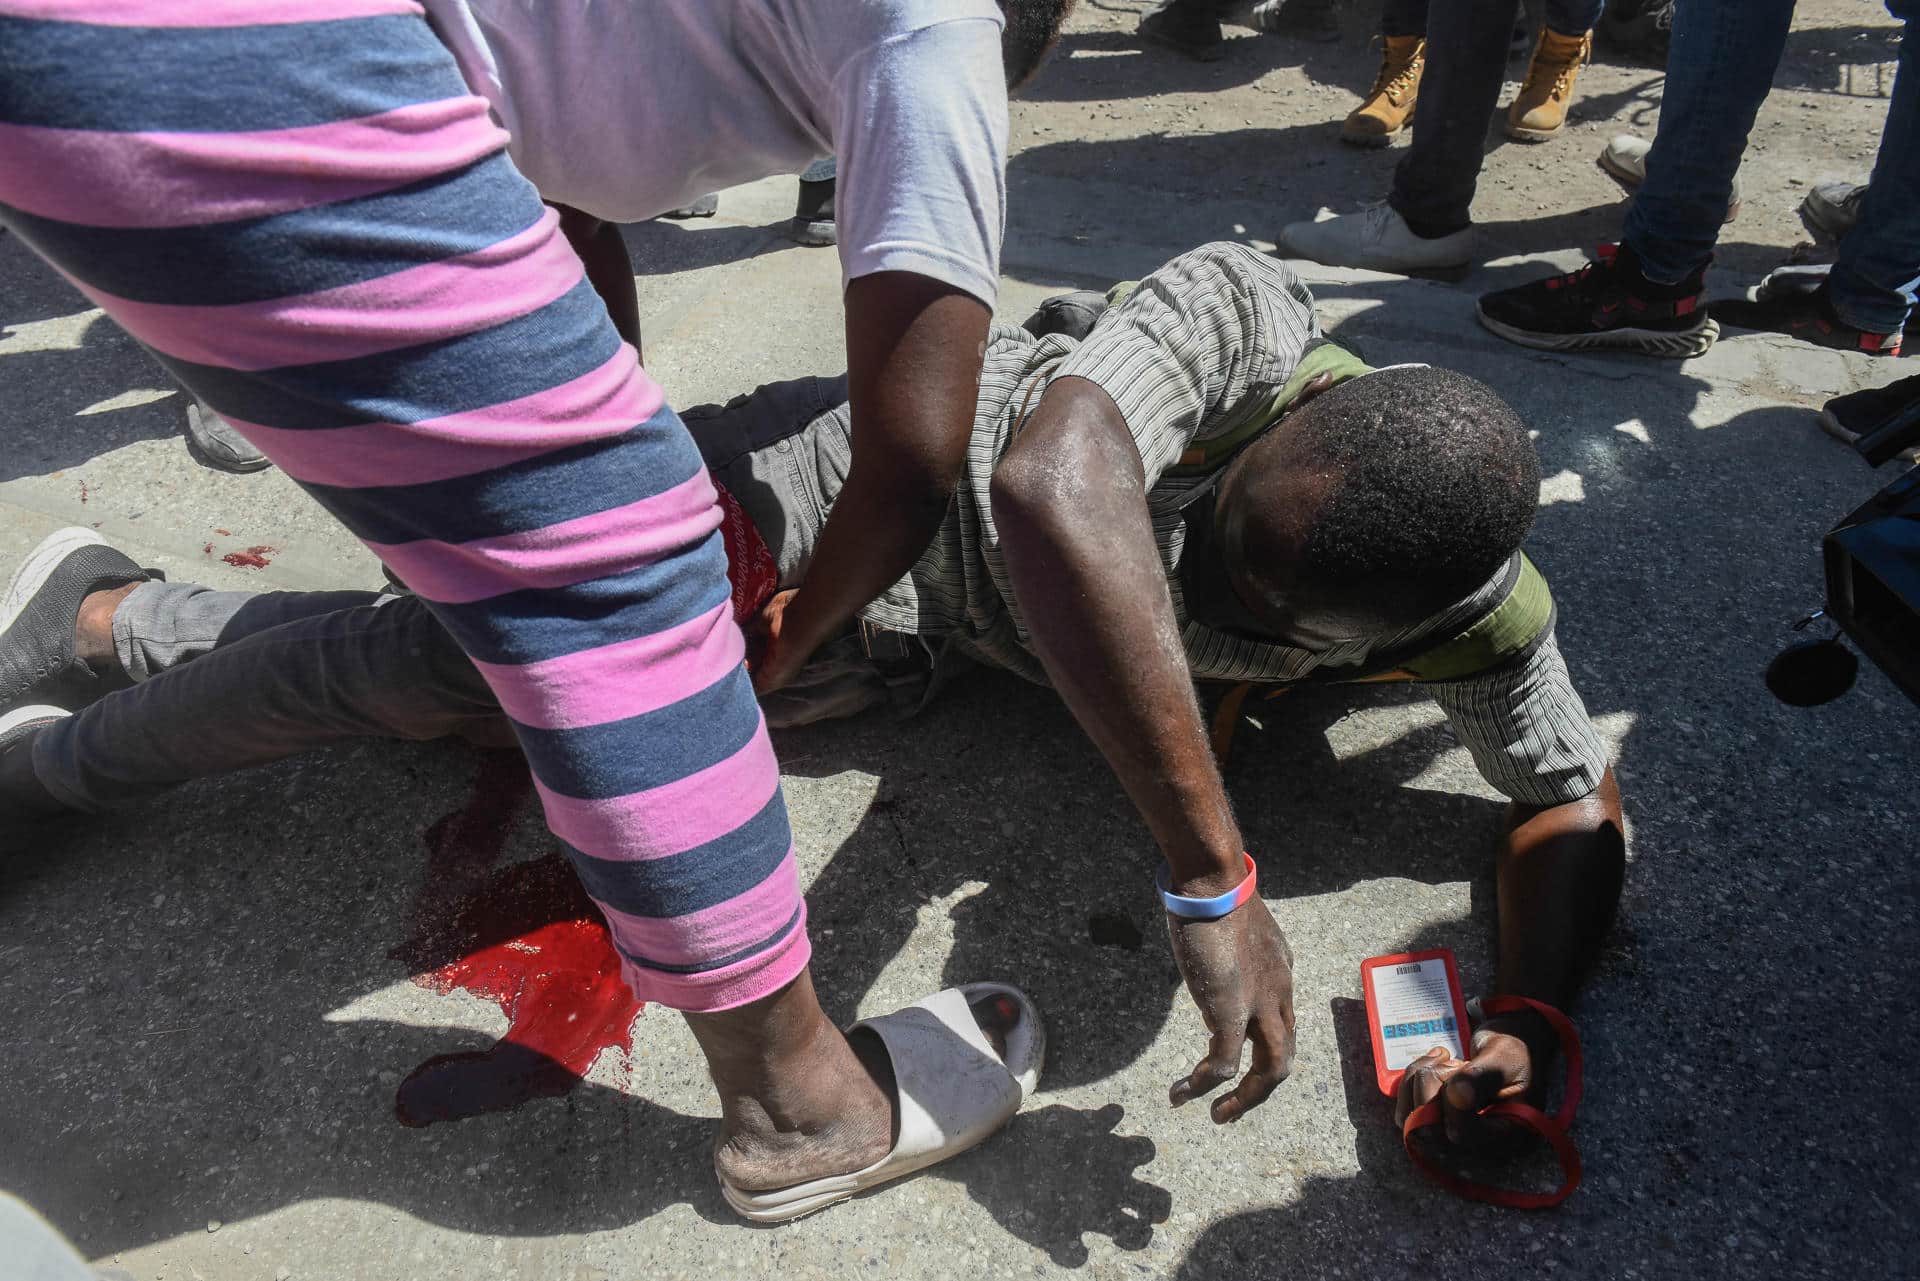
[1361,948,1473,1096]
[1360,947,1585,1210]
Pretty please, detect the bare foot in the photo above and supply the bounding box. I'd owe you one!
[73,582,138,670]
[707,988,1024,1194]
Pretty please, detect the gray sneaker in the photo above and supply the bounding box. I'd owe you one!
[184,397,272,473]
[1277,203,1474,280]
[1800,181,1867,244]
[0,528,153,709]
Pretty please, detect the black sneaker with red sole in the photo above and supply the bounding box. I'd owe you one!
[1708,284,1904,358]
[1476,242,1717,358]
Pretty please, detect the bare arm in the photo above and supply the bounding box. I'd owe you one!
[992,374,1296,1123]
[553,203,643,359]
[752,271,988,692]
[992,376,1244,892]
[1495,767,1626,1007]
[1396,769,1625,1142]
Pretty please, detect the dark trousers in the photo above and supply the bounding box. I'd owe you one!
[1387,0,1604,235]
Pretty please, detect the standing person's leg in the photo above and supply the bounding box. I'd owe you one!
[1476,0,1795,355]
[1278,0,1505,274]
[1389,0,1515,237]
[1381,0,1429,37]
[1341,0,1428,147]
[1542,0,1604,31]
[1624,0,1797,284]
[1507,0,1601,142]
[1819,5,1918,341]
[0,1,1023,1199]
[792,157,837,248]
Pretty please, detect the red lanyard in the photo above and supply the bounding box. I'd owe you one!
[1399,995,1584,1210]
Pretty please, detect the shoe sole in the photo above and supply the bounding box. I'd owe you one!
[1797,208,1855,246]
[1276,240,1471,282]
[1596,151,1643,188]
[1339,128,1398,148]
[183,431,275,475]
[1504,122,1565,143]
[788,218,836,248]
[1476,305,1719,358]
[0,703,67,740]
[0,528,107,644]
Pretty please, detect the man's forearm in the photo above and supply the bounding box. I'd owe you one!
[994,378,1244,896]
[1493,768,1626,1008]
[771,273,988,668]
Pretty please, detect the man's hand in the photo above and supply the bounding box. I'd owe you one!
[1391,1009,1555,1149]
[1167,896,1296,1123]
[745,589,802,694]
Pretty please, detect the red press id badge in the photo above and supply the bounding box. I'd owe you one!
[1360,948,1471,1096]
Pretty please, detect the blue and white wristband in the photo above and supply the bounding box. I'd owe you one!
[1156,853,1258,920]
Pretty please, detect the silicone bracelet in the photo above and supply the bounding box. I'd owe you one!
[1156,853,1258,920]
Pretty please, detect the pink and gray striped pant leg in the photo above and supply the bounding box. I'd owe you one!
[0,0,809,1012]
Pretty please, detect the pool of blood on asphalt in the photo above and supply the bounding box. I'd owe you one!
[389,753,643,1126]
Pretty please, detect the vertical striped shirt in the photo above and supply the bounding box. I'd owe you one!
[859,244,1610,805]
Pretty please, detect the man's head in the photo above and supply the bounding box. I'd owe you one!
[1214,365,1541,646]
[1000,1,1076,90]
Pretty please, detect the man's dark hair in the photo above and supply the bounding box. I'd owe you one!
[1000,1,1076,89]
[1253,365,1541,623]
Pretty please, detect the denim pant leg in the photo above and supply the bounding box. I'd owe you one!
[1544,0,1605,34]
[111,581,384,681]
[1624,0,1797,283]
[33,594,505,812]
[1829,7,1920,334]
[1390,0,1516,234]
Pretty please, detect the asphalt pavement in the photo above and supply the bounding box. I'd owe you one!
[1,5,1915,1278]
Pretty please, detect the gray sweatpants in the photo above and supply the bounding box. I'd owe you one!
[31,584,506,812]
[27,378,881,813]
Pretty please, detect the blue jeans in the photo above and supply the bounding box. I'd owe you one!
[1627,0,1918,334]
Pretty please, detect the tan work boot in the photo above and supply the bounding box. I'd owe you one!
[1506,28,1591,141]
[1342,35,1424,147]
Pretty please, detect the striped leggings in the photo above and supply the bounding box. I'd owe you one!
[0,1,808,1012]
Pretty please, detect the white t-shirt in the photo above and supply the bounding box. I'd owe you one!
[421,0,1009,305]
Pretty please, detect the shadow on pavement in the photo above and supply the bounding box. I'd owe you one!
[0,236,189,482]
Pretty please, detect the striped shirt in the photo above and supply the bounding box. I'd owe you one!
[0,0,804,1011]
[861,244,1609,805]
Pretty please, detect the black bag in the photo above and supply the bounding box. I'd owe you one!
[1825,465,1920,706]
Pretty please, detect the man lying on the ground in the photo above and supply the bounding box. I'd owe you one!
[1,244,1623,1152]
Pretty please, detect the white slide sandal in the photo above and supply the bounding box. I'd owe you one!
[720,982,1045,1223]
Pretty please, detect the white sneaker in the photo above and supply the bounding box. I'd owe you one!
[1597,134,1742,221]
[1275,203,1472,280]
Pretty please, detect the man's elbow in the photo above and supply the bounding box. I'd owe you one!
[989,447,1075,545]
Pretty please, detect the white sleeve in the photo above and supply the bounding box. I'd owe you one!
[831,17,1007,306]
